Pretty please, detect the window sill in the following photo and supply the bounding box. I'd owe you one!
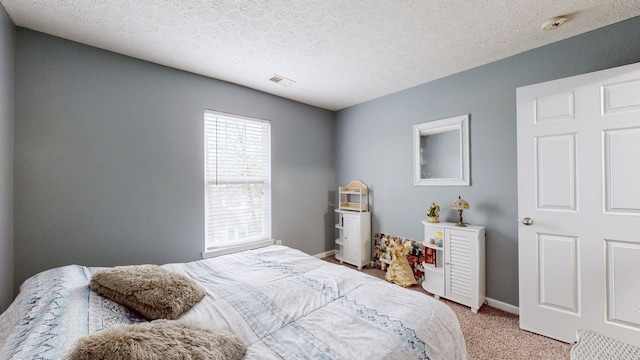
[202,238,274,259]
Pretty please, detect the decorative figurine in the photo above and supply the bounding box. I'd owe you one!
[435,231,444,247]
[427,202,440,223]
[385,239,418,287]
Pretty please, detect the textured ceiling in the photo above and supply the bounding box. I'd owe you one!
[2,1,639,110]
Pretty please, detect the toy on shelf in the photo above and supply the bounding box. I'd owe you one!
[338,180,369,212]
[426,202,440,223]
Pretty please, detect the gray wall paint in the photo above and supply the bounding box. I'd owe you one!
[0,4,14,312]
[14,29,335,291]
[335,16,640,307]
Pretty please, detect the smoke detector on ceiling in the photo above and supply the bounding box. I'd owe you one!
[268,74,295,87]
[541,15,569,31]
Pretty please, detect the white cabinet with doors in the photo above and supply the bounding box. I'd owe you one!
[335,210,371,270]
[421,221,485,313]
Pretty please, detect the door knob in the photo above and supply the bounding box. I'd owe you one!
[522,217,533,225]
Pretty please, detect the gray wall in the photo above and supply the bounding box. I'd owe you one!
[14,29,335,291]
[335,16,640,307]
[0,5,14,312]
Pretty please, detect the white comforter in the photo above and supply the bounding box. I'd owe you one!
[0,245,466,359]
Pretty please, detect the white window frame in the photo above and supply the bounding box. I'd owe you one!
[202,110,272,258]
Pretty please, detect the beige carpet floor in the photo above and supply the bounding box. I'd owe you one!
[323,255,572,360]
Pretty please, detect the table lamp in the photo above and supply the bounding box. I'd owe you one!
[451,196,469,227]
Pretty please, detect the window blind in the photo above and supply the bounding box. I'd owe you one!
[204,110,271,252]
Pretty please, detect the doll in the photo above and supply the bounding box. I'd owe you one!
[385,239,418,287]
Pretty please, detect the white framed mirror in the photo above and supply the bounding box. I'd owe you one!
[413,114,470,186]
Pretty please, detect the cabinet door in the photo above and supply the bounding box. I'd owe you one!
[343,214,360,263]
[445,229,474,307]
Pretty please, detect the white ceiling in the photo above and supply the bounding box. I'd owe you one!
[2,1,639,111]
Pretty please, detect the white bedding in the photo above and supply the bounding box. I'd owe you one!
[0,245,466,359]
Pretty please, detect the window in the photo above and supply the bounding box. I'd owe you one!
[203,110,271,258]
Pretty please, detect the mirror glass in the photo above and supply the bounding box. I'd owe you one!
[420,130,460,179]
[413,114,470,186]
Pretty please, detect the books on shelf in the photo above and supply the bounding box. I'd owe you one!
[424,247,436,268]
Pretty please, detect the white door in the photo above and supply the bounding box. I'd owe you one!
[517,62,640,346]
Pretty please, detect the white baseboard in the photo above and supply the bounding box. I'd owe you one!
[486,297,519,315]
[314,249,337,259]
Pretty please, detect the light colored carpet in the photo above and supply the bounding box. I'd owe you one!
[323,255,572,360]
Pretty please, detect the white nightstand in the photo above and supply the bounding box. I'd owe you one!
[421,221,485,313]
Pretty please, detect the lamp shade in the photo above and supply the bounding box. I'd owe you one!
[451,196,469,210]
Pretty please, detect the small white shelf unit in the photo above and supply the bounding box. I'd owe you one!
[338,180,369,212]
[421,221,485,313]
[335,180,371,270]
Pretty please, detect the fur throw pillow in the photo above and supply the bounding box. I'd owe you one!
[65,320,247,360]
[90,264,206,320]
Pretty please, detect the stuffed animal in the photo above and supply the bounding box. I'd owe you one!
[385,239,418,287]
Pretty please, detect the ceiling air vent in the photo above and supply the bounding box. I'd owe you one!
[268,74,295,87]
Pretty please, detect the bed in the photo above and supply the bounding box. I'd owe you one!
[0,245,466,359]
